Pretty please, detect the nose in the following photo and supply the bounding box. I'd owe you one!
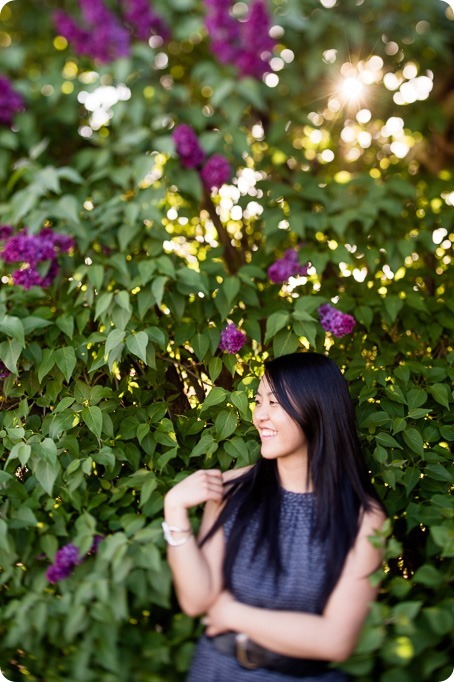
[253,402,270,423]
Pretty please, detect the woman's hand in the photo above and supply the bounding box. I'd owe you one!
[204,590,237,636]
[164,469,224,515]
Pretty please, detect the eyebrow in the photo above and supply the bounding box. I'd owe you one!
[254,391,274,397]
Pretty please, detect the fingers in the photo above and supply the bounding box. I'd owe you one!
[165,469,225,510]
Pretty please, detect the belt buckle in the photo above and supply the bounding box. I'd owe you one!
[235,633,259,670]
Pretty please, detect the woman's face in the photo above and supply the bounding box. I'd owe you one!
[253,375,308,464]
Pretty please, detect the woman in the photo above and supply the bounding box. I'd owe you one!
[163,352,386,681]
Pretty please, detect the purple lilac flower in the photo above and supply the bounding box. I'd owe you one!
[54,0,130,63]
[204,0,275,78]
[46,543,80,583]
[0,361,11,379]
[237,0,275,78]
[1,228,73,289]
[12,267,45,290]
[122,0,170,41]
[0,76,24,127]
[318,304,356,338]
[1,228,73,266]
[2,233,55,265]
[205,0,242,65]
[0,225,14,241]
[267,249,309,284]
[219,323,246,353]
[201,154,231,190]
[88,534,104,555]
[172,124,205,169]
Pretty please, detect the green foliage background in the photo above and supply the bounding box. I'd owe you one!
[0,0,453,680]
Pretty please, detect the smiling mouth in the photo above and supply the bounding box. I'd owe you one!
[260,429,277,439]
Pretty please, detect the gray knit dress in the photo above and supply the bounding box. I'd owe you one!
[186,489,350,681]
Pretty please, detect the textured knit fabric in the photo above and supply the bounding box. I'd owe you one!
[186,489,349,681]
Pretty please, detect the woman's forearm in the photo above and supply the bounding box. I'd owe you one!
[221,601,356,662]
[164,496,225,616]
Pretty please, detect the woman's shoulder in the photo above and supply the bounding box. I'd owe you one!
[222,465,254,484]
[359,501,387,538]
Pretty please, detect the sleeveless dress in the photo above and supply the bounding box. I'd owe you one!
[186,488,350,681]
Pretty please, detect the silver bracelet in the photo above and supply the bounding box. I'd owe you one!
[162,521,193,546]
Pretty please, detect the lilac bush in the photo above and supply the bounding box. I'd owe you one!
[46,543,81,583]
[219,323,246,353]
[205,0,242,65]
[45,536,104,583]
[267,249,309,284]
[1,227,74,289]
[201,154,231,190]
[0,76,24,126]
[54,0,130,63]
[122,0,170,41]
[318,303,356,337]
[0,225,14,241]
[172,124,205,169]
[204,0,276,78]
[236,0,276,78]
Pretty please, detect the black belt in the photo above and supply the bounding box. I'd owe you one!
[211,632,330,677]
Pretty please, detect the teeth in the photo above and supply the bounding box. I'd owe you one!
[261,429,277,437]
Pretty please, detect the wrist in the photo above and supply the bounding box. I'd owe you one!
[226,598,242,632]
[164,496,190,524]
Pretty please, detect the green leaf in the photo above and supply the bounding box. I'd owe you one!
[0,519,12,552]
[208,357,222,382]
[93,447,115,470]
[95,292,114,320]
[375,432,403,449]
[215,410,238,440]
[412,564,444,588]
[0,315,25,347]
[383,295,404,322]
[265,311,290,343]
[385,385,407,404]
[176,267,208,296]
[201,387,227,412]
[273,330,299,357]
[427,383,450,409]
[430,526,454,556]
[230,391,251,420]
[221,276,241,305]
[38,348,56,382]
[190,432,217,458]
[424,607,454,635]
[151,276,168,307]
[56,315,74,339]
[191,332,210,362]
[87,265,104,290]
[35,459,59,496]
[105,329,125,355]
[54,347,77,382]
[82,406,103,439]
[126,331,148,362]
[406,388,427,410]
[0,338,22,373]
[402,428,424,456]
[392,417,406,434]
[115,290,131,312]
[10,442,31,466]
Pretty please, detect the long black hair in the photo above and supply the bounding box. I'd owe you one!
[201,352,385,607]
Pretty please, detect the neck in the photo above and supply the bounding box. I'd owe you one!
[277,457,312,493]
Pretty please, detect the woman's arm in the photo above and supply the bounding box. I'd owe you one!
[164,469,225,617]
[205,505,386,662]
[164,466,251,617]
